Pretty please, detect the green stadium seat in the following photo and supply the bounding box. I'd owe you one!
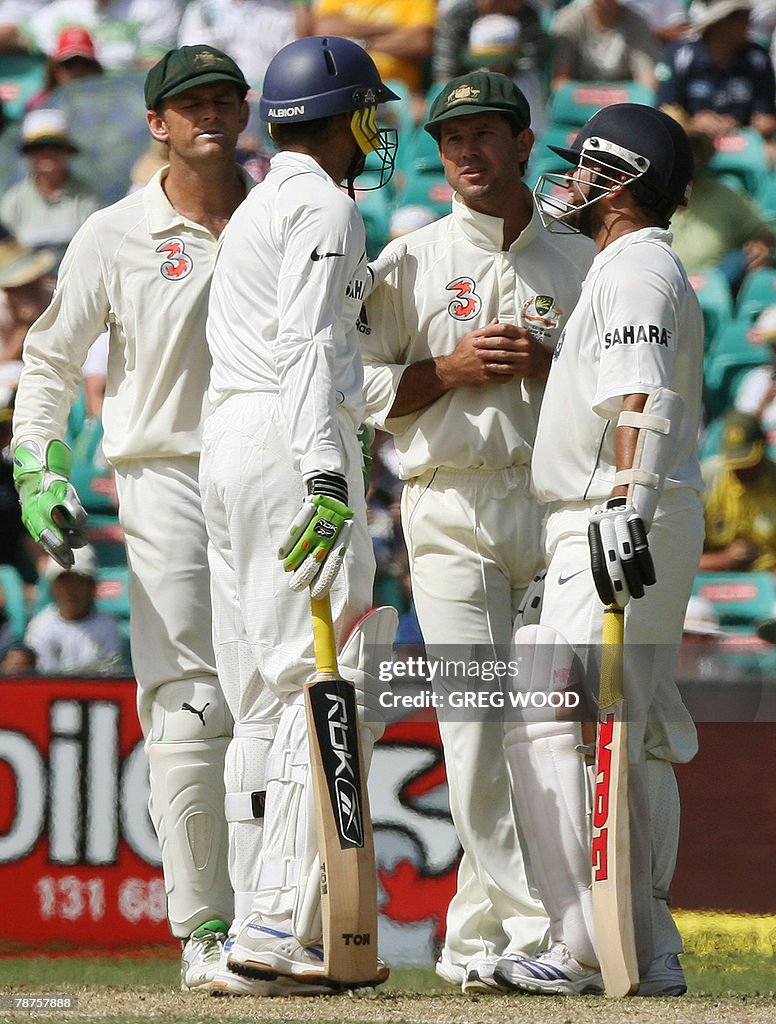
[0,564,29,644]
[353,171,393,258]
[687,270,734,352]
[0,54,46,123]
[84,513,126,568]
[735,267,776,323]
[94,565,131,621]
[709,128,769,197]
[692,571,776,627]
[755,173,776,221]
[546,80,655,128]
[703,316,769,417]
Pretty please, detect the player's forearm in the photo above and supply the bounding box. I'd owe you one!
[367,26,433,59]
[389,357,455,417]
[611,393,648,499]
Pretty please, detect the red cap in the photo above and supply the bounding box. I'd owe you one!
[52,26,99,64]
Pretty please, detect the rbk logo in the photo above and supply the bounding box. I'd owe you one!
[157,237,193,280]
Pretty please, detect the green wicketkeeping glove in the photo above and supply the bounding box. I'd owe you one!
[13,439,88,569]
[278,473,354,598]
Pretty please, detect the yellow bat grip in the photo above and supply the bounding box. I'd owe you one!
[599,603,625,709]
[310,594,339,675]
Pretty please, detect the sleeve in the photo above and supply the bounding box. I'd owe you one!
[360,247,413,432]
[432,6,468,80]
[750,46,776,116]
[654,43,684,109]
[591,249,679,419]
[274,194,364,480]
[12,216,111,449]
[725,187,774,245]
[24,611,55,673]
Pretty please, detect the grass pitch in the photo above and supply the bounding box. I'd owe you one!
[1,912,774,1024]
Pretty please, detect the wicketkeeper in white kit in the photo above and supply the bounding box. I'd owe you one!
[494,104,703,997]
[12,46,254,990]
[200,36,400,992]
[361,71,596,991]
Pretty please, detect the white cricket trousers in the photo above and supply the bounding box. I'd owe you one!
[402,464,550,969]
[539,488,704,962]
[200,392,376,935]
[114,456,233,939]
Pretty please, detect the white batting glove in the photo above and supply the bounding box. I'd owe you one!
[587,498,655,607]
[364,242,406,299]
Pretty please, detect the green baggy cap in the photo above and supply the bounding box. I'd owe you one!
[145,45,249,110]
[424,71,530,140]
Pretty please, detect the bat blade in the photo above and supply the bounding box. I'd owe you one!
[305,595,379,986]
[591,604,639,998]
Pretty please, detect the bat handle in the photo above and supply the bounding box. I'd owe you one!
[599,603,625,709]
[310,595,339,675]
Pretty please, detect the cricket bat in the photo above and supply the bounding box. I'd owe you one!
[304,593,379,986]
[591,603,640,997]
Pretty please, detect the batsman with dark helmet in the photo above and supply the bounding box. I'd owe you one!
[496,103,704,996]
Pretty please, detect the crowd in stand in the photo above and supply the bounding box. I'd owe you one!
[4,0,776,672]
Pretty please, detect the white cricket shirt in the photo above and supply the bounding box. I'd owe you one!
[207,151,370,481]
[362,196,595,478]
[532,226,705,504]
[13,166,254,464]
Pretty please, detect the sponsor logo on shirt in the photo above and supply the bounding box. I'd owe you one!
[446,277,481,320]
[357,304,371,335]
[604,325,671,349]
[156,237,193,281]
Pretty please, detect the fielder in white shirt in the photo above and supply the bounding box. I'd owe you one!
[495,103,704,998]
[13,45,254,991]
[362,71,595,993]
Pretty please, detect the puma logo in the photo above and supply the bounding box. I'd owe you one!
[181,702,210,726]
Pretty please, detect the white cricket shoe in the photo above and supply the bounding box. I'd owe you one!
[494,942,603,995]
[638,952,687,996]
[227,916,389,988]
[435,952,509,993]
[463,955,510,994]
[180,918,228,991]
[435,954,465,987]
[211,936,336,997]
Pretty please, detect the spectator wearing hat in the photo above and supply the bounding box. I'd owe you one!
[676,594,731,682]
[733,305,776,456]
[465,13,545,132]
[656,1,776,145]
[0,109,101,269]
[433,0,549,86]
[700,410,776,572]
[26,26,103,111]
[27,0,183,70]
[668,129,774,292]
[0,230,56,363]
[24,544,124,674]
[549,0,659,92]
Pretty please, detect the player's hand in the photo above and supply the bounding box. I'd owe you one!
[440,320,549,387]
[13,439,88,569]
[587,497,656,607]
[365,243,407,298]
[279,473,354,598]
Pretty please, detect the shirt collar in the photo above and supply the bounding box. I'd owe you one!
[270,150,339,184]
[143,164,255,236]
[591,225,673,270]
[451,192,541,253]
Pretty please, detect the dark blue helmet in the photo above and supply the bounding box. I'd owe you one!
[260,36,399,124]
[260,36,400,189]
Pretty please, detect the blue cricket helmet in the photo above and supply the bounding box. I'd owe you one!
[260,36,399,124]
